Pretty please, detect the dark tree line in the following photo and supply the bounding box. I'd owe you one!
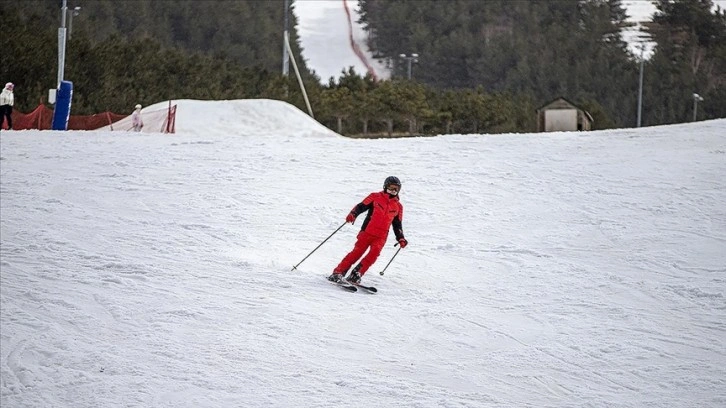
[1,0,723,135]
[644,0,726,122]
[5,0,306,75]
[359,0,726,127]
[0,0,312,114]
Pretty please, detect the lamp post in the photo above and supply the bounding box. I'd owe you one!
[281,0,290,76]
[57,0,68,87]
[399,53,418,80]
[693,93,704,122]
[637,43,645,127]
[68,6,81,40]
[632,24,651,128]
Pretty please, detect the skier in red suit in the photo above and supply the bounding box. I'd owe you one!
[328,176,408,284]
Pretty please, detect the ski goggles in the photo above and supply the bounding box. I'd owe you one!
[386,185,400,194]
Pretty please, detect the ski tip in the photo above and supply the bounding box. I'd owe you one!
[357,285,377,294]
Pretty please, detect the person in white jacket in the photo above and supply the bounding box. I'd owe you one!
[131,104,143,132]
[0,82,14,130]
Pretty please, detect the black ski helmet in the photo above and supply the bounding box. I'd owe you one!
[383,176,401,191]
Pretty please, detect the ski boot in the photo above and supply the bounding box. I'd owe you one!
[345,265,362,284]
[327,273,344,283]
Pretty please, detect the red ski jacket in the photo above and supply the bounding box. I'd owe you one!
[350,191,404,240]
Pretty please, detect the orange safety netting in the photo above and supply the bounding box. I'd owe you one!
[2,104,127,131]
[2,104,176,133]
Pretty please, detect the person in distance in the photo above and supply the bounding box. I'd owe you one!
[0,82,14,130]
[131,104,144,132]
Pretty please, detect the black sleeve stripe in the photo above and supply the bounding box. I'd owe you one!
[352,202,369,216]
[392,215,404,240]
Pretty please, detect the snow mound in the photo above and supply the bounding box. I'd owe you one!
[102,99,341,138]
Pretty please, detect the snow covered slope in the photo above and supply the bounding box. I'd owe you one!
[1,100,725,407]
[295,0,390,82]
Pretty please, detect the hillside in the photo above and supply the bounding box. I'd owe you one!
[1,100,725,407]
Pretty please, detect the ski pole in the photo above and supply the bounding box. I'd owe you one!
[379,245,402,276]
[291,222,346,271]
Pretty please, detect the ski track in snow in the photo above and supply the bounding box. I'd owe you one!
[1,101,725,407]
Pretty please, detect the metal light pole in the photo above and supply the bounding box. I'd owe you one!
[57,0,68,87]
[637,43,645,127]
[399,53,419,80]
[693,93,704,122]
[281,0,290,76]
[68,6,81,40]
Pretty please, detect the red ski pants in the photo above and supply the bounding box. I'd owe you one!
[334,230,386,276]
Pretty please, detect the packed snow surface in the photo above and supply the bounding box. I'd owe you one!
[1,99,725,407]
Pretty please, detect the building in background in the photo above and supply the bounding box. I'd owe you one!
[536,97,593,132]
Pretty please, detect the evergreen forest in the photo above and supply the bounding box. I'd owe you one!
[1,0,724,136]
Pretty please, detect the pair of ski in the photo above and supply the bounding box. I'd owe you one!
[327,277,377,294]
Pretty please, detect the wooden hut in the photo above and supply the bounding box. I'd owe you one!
[536,97,593,132]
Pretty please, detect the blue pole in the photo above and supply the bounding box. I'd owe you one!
[52,80,73,130]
